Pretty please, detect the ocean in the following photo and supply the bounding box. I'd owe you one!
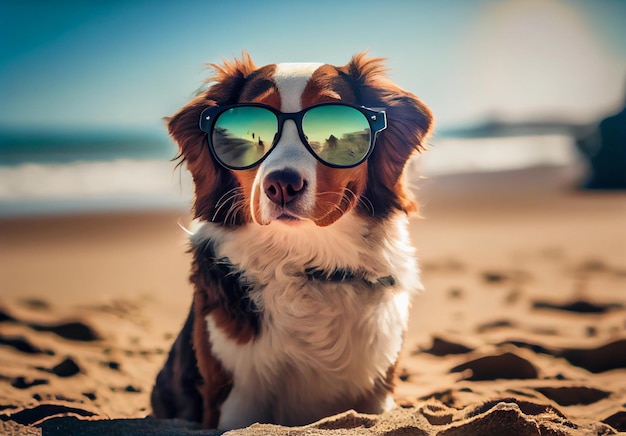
[0,129,580,217]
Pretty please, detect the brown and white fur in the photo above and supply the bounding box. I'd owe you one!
[151,53,433,429]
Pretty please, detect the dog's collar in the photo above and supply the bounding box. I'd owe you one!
[197,240,396,288]
[304,267,396,287]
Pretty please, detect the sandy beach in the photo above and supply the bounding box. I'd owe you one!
[1,163,625,435]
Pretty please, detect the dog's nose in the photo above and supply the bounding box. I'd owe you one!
[263,169,306,206]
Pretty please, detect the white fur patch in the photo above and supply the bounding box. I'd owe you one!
[273,62,323,112]
[252,63,324,224]
[194,211,421,428]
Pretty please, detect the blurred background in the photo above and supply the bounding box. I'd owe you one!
[1,0,625,216]
[1,2,626,426]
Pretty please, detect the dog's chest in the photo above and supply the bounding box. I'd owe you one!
[207,269,409,387]
[260,275,405,367]
[194,217,417,420]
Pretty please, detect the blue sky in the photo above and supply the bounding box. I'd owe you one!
[1,0,625,133]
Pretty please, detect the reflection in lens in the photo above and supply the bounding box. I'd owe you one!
[303,106,371,166]
[212,107,277,168]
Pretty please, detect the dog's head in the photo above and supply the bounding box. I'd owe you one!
[169,53,433,227]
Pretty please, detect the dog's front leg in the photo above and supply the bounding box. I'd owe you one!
[217,383,270,430]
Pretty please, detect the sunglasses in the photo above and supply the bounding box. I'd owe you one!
[199,103,387,170]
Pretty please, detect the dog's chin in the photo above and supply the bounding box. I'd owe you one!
[274,212,305,225]
[256,205,308,226]
[255,198,353,227]
[278,210,304,219]
[258,208,331,227]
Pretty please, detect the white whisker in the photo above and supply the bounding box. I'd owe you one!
[212,187,244,222]
[225,199,247,226]
[177,219,194,235]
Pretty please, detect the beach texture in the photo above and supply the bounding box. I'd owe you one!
[1,165,625,435]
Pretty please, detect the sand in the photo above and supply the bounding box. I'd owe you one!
[1,164,625,435]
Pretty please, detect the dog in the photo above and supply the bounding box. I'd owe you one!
[151,52,433,429]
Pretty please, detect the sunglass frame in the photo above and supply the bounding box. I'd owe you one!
[199,102,387,170]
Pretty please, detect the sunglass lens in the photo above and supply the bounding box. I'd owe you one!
[212,107,277,168]
[302,106,371,166]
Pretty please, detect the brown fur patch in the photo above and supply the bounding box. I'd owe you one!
[301,64,369,226]
[190,241,260,344]
[337,53,434,219]
[169,54,273,225]
[231,169,260,224]
[239,64,280,107]
[186,238,263,426]
[150,299,235,428]
[313,164,368,226]
[192,294,233,428]
[303,55,433,222]
[301,64,357,107]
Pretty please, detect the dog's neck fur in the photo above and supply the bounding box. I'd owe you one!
[191,210,422,295]
[194,237,397,289]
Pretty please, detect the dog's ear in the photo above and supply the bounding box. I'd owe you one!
[340,53,434,217]
[168,53,257,223]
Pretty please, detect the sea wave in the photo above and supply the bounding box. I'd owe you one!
[0,134,580,216]
[418,133,579,176]
[0,159,193,216]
